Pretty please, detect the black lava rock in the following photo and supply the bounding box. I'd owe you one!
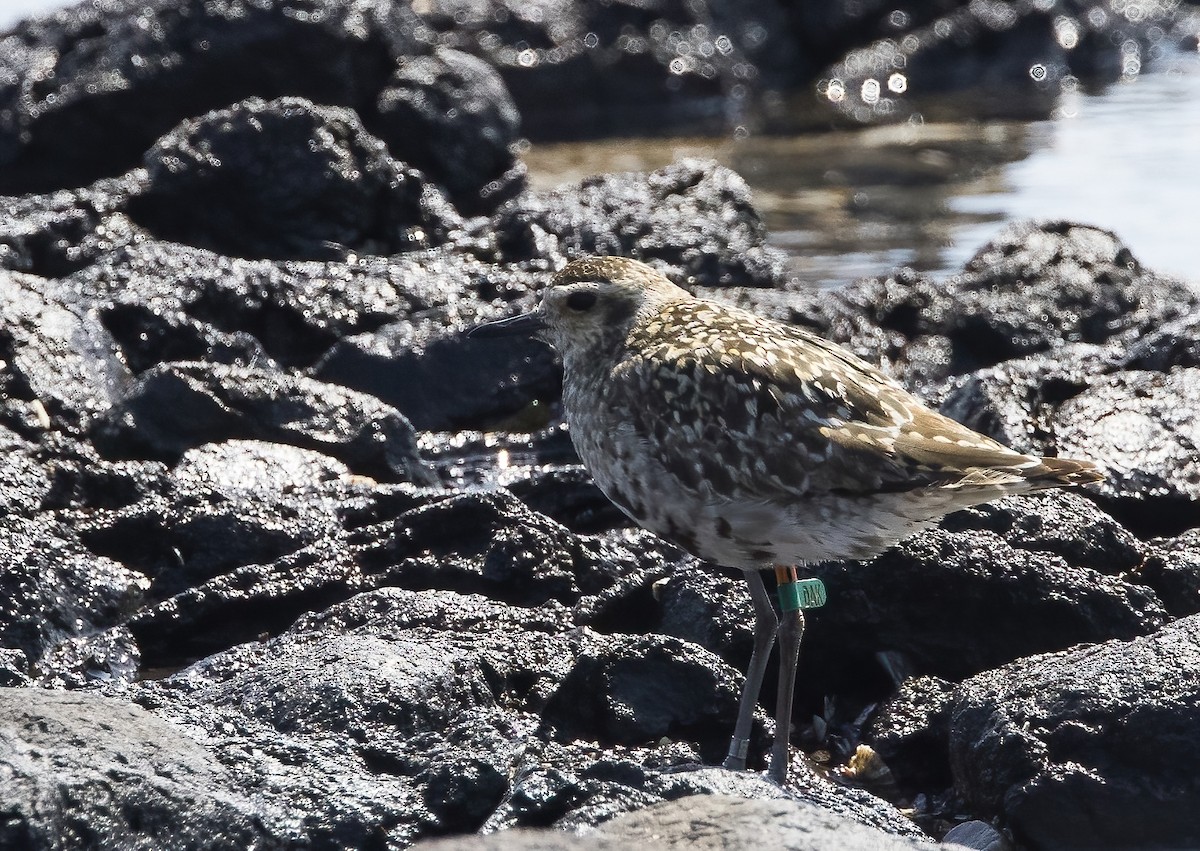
[948,614,1200,850]
[127,96,463,260]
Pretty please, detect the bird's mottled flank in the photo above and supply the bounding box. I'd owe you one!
[471,256,1102,783]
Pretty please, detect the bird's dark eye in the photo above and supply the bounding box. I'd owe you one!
[566,291,598,312]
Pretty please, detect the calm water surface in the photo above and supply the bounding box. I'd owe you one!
[526,50,1200,288]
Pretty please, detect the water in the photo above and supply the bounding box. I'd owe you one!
[0,0,58,29]
[6,1,1200,287]
[526,50,1200,288]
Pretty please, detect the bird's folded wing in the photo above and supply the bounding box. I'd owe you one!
[613,327,1039,500]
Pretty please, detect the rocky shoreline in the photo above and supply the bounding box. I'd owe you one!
[3,1,1200,849]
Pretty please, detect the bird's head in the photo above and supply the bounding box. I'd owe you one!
[470,257,689,362]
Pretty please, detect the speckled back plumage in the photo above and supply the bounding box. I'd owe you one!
[539,258,1102,568]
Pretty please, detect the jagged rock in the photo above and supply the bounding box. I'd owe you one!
[92,361,435,484]
[492,159,791,287]
[0,514,148,668]
[940,491,1144,577]
[376,47,524,214]
[822,223,1194,387]
[314,322,560,431]
[125,489,665,667]
[76,440,358,599]
[949,222,1194,364]
[539,632,740,749]
[823,2,1181,124]
[33,626,140,690]
[803,521,1168,701]
[1054,368,1200,506]
[0,0,425,195]
[0,270,133,436]
[1140,530,1200,617]
[948,614,1200,849]
[0,427,52,515]
[865,675,956,793]
[32,432,169,512]
[938,359,1200,538]
[936,344,1109,457]
[0,180,141,278]
[415,0,800,140]
[125,587,772,845]
[68,242,541,371]
[1119,312,1200,372]
[481,759,929,843]
[0,688,269,848]
[127,96,463,260]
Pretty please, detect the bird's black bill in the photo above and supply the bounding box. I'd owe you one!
[468,311,546,339]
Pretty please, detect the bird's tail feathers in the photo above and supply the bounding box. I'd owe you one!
[950,455,1103,490]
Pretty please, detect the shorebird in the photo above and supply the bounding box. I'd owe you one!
[472,256,1102,783]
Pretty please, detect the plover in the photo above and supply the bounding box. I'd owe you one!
[472,256,1102,783]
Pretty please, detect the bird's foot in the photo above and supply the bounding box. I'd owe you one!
[722,736,751,771]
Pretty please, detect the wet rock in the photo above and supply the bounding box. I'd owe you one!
[71,241,539,371]
[1119,312,1200,372]
[940,491,1144,578]
[290,584,575,638]
[803,521,1168,701]
[652,563,753,666]
[1054,369,1200,504]
[0,514,148,668]
[418,424,582,493]
[0,687,268,849]
[314,322,560,431]
[33,432,169,512]
[938,361,1200,537]
[127,96,463,260]
[0,270,133,436]
[948,615,1200,850]
[376,47,524,214]
[727,223,1194,396]
[126,587,757,845]
[948,221,1194,364]
[92,361,435,484]
[492,159,791,287]
[76,440,357,599]
[905,222,1189,383]
[429,789,934,850]
[823,2,1182,125]
[33,626,140,690]
[417,0,799,141]
[486,753,928,841]
[0,428,52,515]
[0,179,141,278]
[539,633,740,750]
[0,0,424,196]
[598,794,933,851]
[865,675,955,793]
[129,535,365,669]
[1139,530,1200,617]
[936,344,1107,457]
[366,490,584,605]
[0,650,30,687]
[782,267,954,386]
[126,488,661,667]
[942,820,1011,851]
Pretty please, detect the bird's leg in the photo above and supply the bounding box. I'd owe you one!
[769,564,805,784]
[723,567,777,771]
